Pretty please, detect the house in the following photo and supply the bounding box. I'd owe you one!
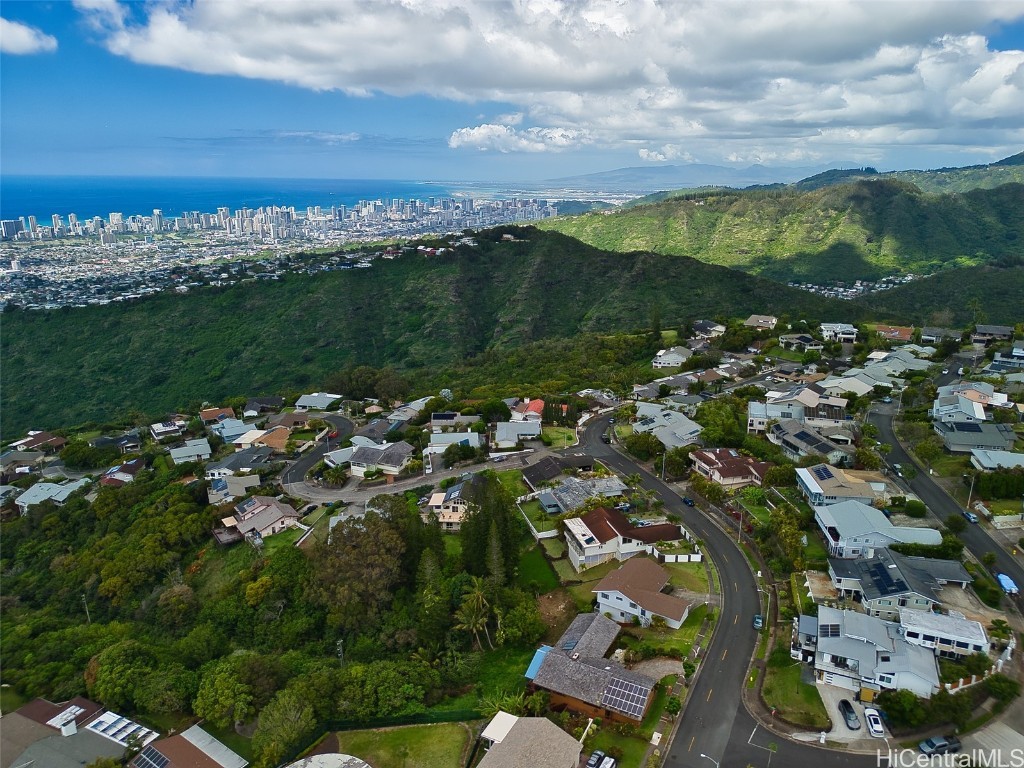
[551,476,629,515]
[778,333,824,352]
[209,418,255,443]
[511,399,545,423]
[199,406,235,425]
[348,440,416,479]
[651,346,693,369]
[222,495,301,539]
[564,506,687,572]
[989,346,1024,372]
[970,324,1014,344]
[812,606,940,699]
[933,422,1016,454]
[970,449,1024,471]
[746,383,847,433]
[814,500,942,558]
[477,712,581,768]
[242,396,284,418]
[204,446,274,479]
[425,431,483,453]
[937,381,1009,410]
[527,613,657,723]
[266,411,310,430]
[9,430,67,453]
[796,464,888,507]
[232,429,269,450]
[494,421,542,448]
[294,392,342,410]
[15,478,90,515]
[920,327,961,344]
[820,323,858,343]
[819,375,879,399]
[423,474,481,531]
[875,325,914,342]
[538,491,561,513]
[790,614,820,662]
[828,549,971,621]
[89,429,142,454]
[252,425,291,453]
[99,458,146,487]
[632,402,703,449]
[690,448,771,489]
[768,419,853,465]
[931,394,988,424]
[150,419,187,440]
[522,456,564,491]
[208,474,261,505]
[169,438,212,465]
[692,319,726,339]
[430,411,481,430]
[129,724,247,768]
[0,449,45,477]
[743,314,778,330]
[1,697,158,768]
[594,557,691,628]
[900,610,989,659]
[324,435,380,468]
[387,397,431,425]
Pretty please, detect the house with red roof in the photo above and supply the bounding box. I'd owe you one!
[511,398,545,423]
[690,448,772,490]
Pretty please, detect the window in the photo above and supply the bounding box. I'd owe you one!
[880,655,890,662]
[923,634,936,643]
[878,674,892,684]
[955,641,969,649]
[629,602,637,609]
[906,631,920,639]
[600,593,610,600]
[898,599,907,607]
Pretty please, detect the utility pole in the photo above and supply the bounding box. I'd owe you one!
[82,593,91,624]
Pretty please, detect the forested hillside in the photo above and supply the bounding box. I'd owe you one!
[537,180,1024,282]
[0,229,855,435]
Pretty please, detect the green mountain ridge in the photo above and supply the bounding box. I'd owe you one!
[537,180,1024,283]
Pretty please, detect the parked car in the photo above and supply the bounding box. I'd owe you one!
[941,369,949,375]
[328,430,339,439]
[417,496,429,506]
[892,463,903,477]
[682,497,696,506]
[586,751,606,768]
[864,707,885,738]
[962,510,979,523]
[881,396,893,403]
[608,417,616,424]
[753,614,764,630]
[598,757,617,768]
[996,573,1020,595]
[601,434,611,443]
[919,735,961,755]
[838,699,861,730]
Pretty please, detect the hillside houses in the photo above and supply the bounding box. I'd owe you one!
[221,495,301,540]
[651,346,693,369]
[690,448,771,489]
[796,464,890,507]
[564,506,690,572]
[632,402,703,449]
[747,383,848,433]
[814,500,942,558]
[594,557,691,629]
[768,419,854,465]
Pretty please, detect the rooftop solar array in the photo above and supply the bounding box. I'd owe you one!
[134,746,170,768]
[953,422,983,433]
[820,623,841,638]
[791,430,838,455]
[602,677,652,719]
[867,562,909,596]
[812,465,835,481]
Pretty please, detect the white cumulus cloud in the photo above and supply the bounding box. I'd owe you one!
[0,17,58,55]
[69,0,1024,163]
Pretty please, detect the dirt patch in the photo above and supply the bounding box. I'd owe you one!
[307,731,340,756]
[538,588,577,643]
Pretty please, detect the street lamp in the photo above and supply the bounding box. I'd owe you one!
[759,585,771,622]
[700,754,720,768]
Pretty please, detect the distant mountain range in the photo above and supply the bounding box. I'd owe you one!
[547,152,1024,195]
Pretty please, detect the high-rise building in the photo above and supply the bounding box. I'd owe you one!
[51,214,63,230]
[27,215,38,233]
[152,209,164,233]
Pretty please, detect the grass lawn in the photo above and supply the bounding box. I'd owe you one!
[614,424,634,439]
[518,545,559,593]
[520,499,559,532]
[804,536,828,566]
[262,526,304,554]
[333,722,471,768]
[930,453,971,478]
[495,469,529,498]
[761,645,830,729]
[640,675,678,738]
[987,499,1024,516]
[764,344,805,363]
[192,541,257,602]
[1,686,26,715]
[444,535,463,560]
[476,646,535,696]
[622,604,707,656]
[541,538,566,558]
[542,426,577,448]
[587,726,650,768]
[553,558,582,584]
[663,561,709,593]
[290,429,317,442]
[741,501,772,525]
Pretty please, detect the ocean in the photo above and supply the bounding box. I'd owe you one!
[0,175,458,222]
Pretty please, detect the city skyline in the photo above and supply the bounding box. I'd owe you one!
[2,1,1024,181]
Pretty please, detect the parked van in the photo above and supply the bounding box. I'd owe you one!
[996,573,1019,595]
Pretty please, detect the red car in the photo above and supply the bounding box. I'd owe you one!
[328,430,339,439]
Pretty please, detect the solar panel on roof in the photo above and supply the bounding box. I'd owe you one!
[563,639,578,651]
[953,422,983,432]
[134,747,169,768]
[602,677,653,719]
[812,466,835,481]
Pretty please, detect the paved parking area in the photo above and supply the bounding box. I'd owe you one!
[811,683,892,749]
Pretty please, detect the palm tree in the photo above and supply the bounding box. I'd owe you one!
[454,600,487,650]
[462,577,495,649]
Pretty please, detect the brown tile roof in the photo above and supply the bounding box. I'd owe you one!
[200,407,234,423]
[579,507,627,544]
[595,558,691,622]
[254,425,290,451]
[626,523,685,544]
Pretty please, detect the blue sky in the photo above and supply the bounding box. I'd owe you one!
[2,1,1023,181]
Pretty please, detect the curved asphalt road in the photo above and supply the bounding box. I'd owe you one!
[868,404,1024,613]
[280,412,354,486]
[579,418,877,768]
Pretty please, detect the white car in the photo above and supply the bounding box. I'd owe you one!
[864,707,885,738]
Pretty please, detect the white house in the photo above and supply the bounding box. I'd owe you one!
[169,438,212,465]
[510,399,545,423]
[651,346,693,369]
[294,392,342,410]
[820,323,858,343]
[494,421,542,448]
[812,606,940,699]
[221,495,301,539]
[970,449,1024,471]
[564,507,689,572]
[690,448,771,489]
[150,419,187,440]
[814,500,942,559]
[348,441,415,479]
[743,314,778,330]
[900,611,988,659]
[594,557,691,629]
[796,465,888,507]
[768,420,853,466]
[931,394,987,424]
[632,402,703,449]
[15,478,90,515]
